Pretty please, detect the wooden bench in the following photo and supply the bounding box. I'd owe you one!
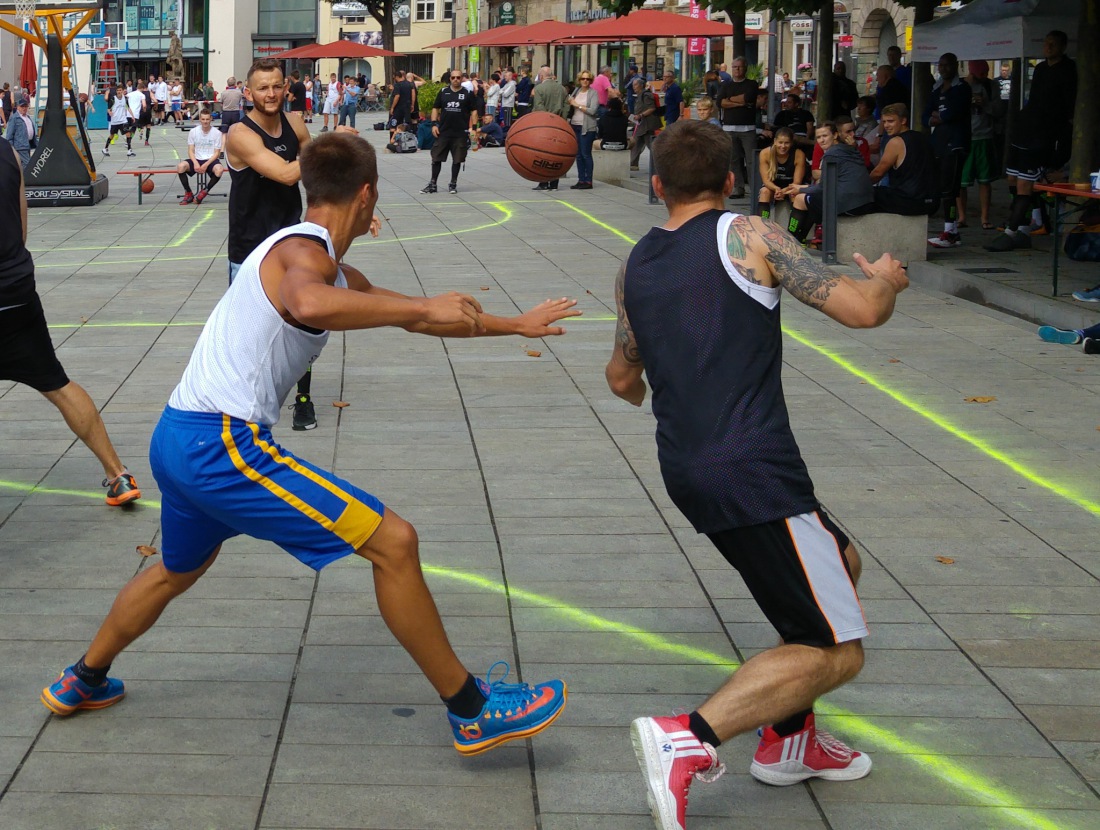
[117,168,226,205]
[116,169,179,205]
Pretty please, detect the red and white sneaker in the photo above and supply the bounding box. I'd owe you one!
[631,716,725,830]
[750,713,871,786]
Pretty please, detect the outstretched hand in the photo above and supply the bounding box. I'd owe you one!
[853,252,909,294]
[424,291,484,334]
[513,297,581,337]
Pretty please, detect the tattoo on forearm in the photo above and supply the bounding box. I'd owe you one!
[761,220,841,309]
[614,263,643,365]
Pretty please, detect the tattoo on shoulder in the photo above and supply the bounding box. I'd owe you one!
[726,215,763,284]
[614,263,642,365]
[762,222,841,309]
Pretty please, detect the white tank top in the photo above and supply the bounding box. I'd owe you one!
[169,222,346,426]
[326,81,339,101]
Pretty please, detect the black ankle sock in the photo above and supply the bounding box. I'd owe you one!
[296,367,311,397]
[772,708,813,737]
[431,161,442,182]
[442,673,486,719]
[179,172,191,191]
[787,208,810,242]
[450,162,462,183]
[72,655,109,687]
[688,710,721,748]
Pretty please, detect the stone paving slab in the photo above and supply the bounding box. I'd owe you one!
[0,122,1096,830]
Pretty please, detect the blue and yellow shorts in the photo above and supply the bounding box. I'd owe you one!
[150,406,385,573]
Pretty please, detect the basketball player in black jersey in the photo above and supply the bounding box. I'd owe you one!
[225,59,356,431]
[606,120,909,830]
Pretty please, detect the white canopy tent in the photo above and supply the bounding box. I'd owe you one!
[911,0,1080,62]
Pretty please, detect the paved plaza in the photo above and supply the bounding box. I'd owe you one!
[0,123,1098,830]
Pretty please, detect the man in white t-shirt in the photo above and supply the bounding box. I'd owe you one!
[177,109,225,204]
[125,83,146,153]
[154,76,169,124]
[103,84,135,157]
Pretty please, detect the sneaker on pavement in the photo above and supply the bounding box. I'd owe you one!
[194,188,208,204]
[448,661,567,756]
[750,713,871,786]
[928,231,961,248]
[1072,284,1100,302]
[179,192,195,205]
[1037,325,1082,345]
[291,394,317,431]
[448,182,458,194]
[631,716,725,830]
[41,666,125,716]
[984,232,1029,252]
[144,140,150,146]
[101,149,110,157]
[1084,337,1100,354]
[126,150,136,157]
[420,181,437,194]
[103,470,141,506]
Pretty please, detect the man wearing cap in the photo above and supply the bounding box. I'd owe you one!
[3,97,36,166]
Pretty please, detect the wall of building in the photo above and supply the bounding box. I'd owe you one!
[210,0,258,85]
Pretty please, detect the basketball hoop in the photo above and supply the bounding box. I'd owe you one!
[14,0,36,23]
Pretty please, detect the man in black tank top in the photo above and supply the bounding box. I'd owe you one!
[870,103,938,216]
[225,59,357,430]
[0,137,141,507]
[606,120,909,826]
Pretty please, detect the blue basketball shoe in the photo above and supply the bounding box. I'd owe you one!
[41,666,126,716]
[448,662,566,756]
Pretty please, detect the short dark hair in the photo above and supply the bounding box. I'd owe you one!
[247,59,282,83]
[1046,30,1068,49]
[857,95,875,110]
[815,121,837,134]
[652,120,731,206]
[290,70,300,80]
[834,114,854,128]
[301,133,378,207]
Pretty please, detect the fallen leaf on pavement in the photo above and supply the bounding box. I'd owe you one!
[80,316,88,324]
[332,401,350,408]
[480,286,490,291]
[935,556,955,565]
[136,545,158,557]
[525,349,542,358]
[964,396,997,403]
[888,358,900,363]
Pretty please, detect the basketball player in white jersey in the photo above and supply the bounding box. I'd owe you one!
[42,132,579,758]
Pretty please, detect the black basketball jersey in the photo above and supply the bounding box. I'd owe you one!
[0,137,36,306]
[623,209,818,532]
[227,113,302,264]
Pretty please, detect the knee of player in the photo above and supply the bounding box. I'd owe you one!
[831,639,865,682]
[176,161,187,173]
[359,512,420,565]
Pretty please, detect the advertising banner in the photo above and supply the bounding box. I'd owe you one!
[687,1,705,56]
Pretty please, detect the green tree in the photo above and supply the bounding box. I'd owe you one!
[322,0,400,81]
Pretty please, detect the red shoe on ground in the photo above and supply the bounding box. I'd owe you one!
[179,192,194,205]
[750,712,871,786]
[631,716,725,830]
[194,188,208,204]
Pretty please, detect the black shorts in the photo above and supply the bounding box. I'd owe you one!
[707,509,867,647]
[0,295,70,392]
[874,186,937,216]
[936,147,966,201]
[181,157,220,175]
[1005,143,1043,182]
[109,121,134,136]
[219,109,241,134]
[431,132,469,165]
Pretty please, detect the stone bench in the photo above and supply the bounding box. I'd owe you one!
[592,141,630,187]
[835,211,928,265]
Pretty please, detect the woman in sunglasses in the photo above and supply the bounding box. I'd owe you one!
[568,72,598,189]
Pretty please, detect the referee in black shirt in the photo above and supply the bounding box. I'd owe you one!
[420,70,478,195]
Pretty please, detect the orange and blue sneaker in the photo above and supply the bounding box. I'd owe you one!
[41,666,125,716]
[103,469,141,507]
[448,662,566,756]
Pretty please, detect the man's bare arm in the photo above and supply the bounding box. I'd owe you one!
[605,262,646,405]
[752,217,908,328]
[225,123,300,185]
[869,135,900,184]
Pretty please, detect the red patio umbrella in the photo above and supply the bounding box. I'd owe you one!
[19,44,36,96]
[475,20,581,46]
[425,25,520,50]
[268,41,404,60]
[555,9,767,41]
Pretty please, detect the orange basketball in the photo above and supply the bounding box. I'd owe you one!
[505,112,577,182]
[141,179,155,194]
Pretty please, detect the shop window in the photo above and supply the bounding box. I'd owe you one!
[416,0,435,22]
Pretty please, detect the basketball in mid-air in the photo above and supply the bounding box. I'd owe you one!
[141,179,154,194]
[505,113,577,182]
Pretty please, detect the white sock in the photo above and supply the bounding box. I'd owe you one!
[1031,208,1042,225]
[945,221,958,234]
[1017,225,1031,235]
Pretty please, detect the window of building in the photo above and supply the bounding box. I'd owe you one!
[341,15,367,23]
[415,0,435,22]
[258,0,316,36]
[441,0,453,20]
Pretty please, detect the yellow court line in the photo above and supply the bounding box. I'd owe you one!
[30,209,215,254]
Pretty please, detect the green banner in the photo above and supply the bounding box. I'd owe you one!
[468,0,478,63]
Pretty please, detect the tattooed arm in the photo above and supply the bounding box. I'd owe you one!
[731,215,908,327]
[605,262,647,406]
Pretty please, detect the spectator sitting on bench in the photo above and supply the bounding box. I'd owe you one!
[786,121,875,243]
[177,109,225,205]
[757,127,806,220]
[474,114,505,148]
[596,97,629,150]
[870,103,938,216]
